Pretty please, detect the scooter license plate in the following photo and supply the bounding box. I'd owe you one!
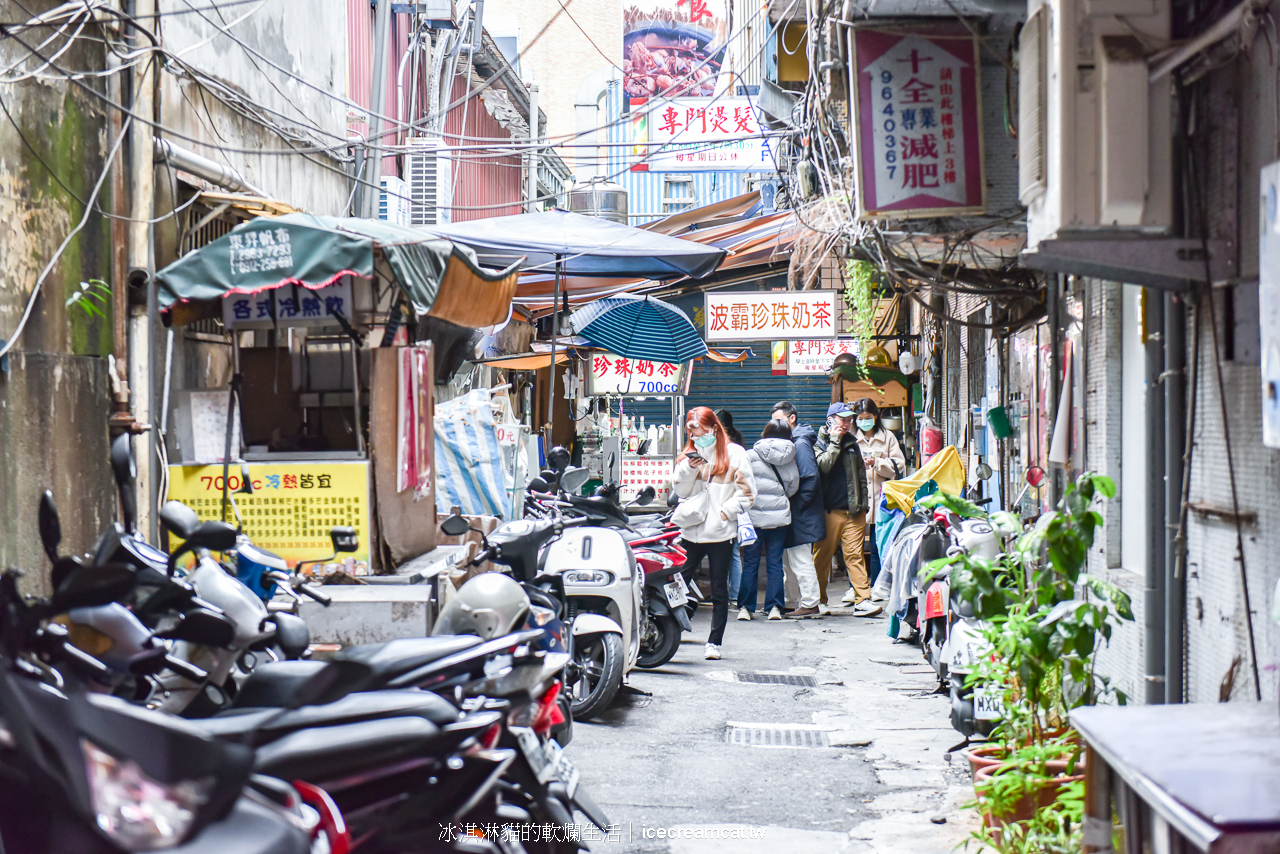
[539,740,580,795]
[974,687,1002,721]
[664,580,689,608]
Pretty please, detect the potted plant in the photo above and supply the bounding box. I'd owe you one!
[922,472,1132,850]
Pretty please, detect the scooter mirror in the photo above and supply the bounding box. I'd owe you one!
[547,446,571,473]
[441,514,472,537]
[269,612,311,660]
[38,490,62,563]
[560,466,590,493]
[637,439,651,456]
[237,463,254,495]
[49,562,135,614]
[1025,465,1047,488]
[606,452,616,471]
[666,491,680,508]
[634,485,656,506]
[330,526,358,553]
[286,659,376,709]
[110,433,137,533]
[528,476,551,493]
[156,608,236,647]
[975,462,993,481]
[159,500,202,540]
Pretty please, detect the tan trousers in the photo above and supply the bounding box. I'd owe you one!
[812,509,868,605]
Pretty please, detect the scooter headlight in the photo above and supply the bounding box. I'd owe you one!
[563,569,613,586]
[83,738,214,851]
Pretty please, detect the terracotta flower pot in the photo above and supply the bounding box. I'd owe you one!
[973,763,1085,828]
[963,743,1008,781]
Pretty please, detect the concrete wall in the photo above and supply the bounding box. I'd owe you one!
[0,14,116,590]
[157,0,351,214]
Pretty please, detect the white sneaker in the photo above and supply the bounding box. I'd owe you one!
[737,608,752,621]
[818,603,831,616]
[767,607,783,621]
[704,643,722,660]
[841,589,860,605]
[853,601,884,617]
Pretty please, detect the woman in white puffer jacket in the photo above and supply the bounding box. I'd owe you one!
[736,419,799,621]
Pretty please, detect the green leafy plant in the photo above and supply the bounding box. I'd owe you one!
[842,258,877,372]
[936,472,1132,851]
[66,279,112,318]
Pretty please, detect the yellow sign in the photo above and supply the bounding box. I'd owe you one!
[166,461,371,570]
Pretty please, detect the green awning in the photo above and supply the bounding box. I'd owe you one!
[155,213,521,327]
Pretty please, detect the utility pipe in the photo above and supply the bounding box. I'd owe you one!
[1164,292,1186,703]
[153,139,266,196]
[459,0,485,54]
[1148,0,1264,82]
[1143,288,1167,704]
[526,82,539,212]
[364,0,394,218]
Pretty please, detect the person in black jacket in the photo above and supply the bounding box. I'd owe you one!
[768,401,825,619]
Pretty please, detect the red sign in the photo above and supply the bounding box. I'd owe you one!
[851,29,985,219]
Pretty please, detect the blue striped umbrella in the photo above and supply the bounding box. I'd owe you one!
[570,294,708,363]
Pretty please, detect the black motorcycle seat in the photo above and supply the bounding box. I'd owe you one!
[231,660,328,708]
[334,635,484,681]
[253,716,443,782]
[201,690,463,744]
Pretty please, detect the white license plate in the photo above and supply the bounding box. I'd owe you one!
[974,687,1002,721]
[664,580,689,607]
[515,728,580,794]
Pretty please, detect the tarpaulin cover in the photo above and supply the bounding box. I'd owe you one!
[420,209,726,279]
[155,213,519,326]
[434,390,510,518]
[881,445,966,514]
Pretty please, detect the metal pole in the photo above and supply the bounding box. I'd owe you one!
[547,255,561,442]
[1046,275,1061,506]
[526,82,540,213]
[1143,287,1167,705]
[364,0,394,219]
[1164,292,1186,703]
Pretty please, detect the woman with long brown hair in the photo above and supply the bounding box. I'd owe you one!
[670,406,757,660]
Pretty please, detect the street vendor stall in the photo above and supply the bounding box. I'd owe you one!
[155,213,520,572]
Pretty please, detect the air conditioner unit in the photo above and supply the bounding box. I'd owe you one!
[405,137,453,226]
[1021,0,1172,253]
[379,175,411,226]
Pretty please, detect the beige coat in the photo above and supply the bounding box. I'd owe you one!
[856,427,906,521]
[671,442,757,543]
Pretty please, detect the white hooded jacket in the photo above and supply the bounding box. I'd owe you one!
[670,442,757,543]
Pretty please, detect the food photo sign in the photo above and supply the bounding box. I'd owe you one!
[623,0,729,100]
[850,27,985,219]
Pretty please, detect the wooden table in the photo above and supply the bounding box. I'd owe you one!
[1069,702,1280,854]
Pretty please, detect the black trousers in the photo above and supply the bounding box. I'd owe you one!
[680,538,733,646]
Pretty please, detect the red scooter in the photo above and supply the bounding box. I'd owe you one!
[628,526,693,668]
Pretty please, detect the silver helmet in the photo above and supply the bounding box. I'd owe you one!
[432,572,530,639]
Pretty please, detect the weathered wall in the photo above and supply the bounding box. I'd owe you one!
[0,4,116,590]
[157,0,351,214]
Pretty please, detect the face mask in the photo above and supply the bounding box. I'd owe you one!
[857,418,875,432]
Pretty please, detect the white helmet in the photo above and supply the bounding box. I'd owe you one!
[432,572,530,639]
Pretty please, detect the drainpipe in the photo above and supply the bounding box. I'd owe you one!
[107,51,136,440]
[153,139,266,196]
[1046,275,1061,505]
[459,0,485,54]
[526,82,539,212]
[128,0,159,542]
[1143,288,1167,704]
[363,0,394,218]
[1164,292,1186,703]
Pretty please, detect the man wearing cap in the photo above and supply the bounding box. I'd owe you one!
[814,402,880,616]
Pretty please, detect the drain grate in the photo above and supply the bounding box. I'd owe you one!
[725,724,831,748]
[734,672,819,687]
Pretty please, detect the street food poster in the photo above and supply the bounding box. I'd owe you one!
[629,96,770,172]
[787,339,861,375]
[704,290,838,341]
[167,462,371,572]
[623,0,729,101]
[620,457,673,501]
[850,28,985,219]
[585,351,691,396]
[396,346,433,496]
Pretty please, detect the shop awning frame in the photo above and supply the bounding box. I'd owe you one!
[155,213,522,328]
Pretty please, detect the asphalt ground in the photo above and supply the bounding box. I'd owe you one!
[564,581,980,854]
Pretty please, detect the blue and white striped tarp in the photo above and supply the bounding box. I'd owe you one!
[434,390,511,518]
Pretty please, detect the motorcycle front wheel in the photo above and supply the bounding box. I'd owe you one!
[636,613,681,669]
[569,633,624,720]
